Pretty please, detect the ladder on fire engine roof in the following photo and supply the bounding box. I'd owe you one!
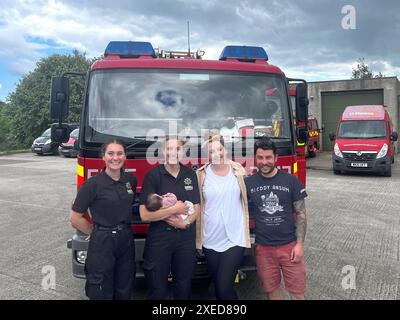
[155,48,205,60]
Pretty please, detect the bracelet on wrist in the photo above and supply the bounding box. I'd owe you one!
[183,216,191,227]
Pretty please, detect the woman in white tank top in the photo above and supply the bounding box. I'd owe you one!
[196,134,251,300]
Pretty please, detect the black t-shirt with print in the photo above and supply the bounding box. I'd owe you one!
[245,170,307,246]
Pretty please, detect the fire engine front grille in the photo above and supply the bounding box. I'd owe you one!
[342,152,377,161]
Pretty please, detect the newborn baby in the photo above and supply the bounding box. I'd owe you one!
[145,192,195,221]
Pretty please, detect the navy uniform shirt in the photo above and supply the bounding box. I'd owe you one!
[245,170,307,246]
[140,164,200,232]
[72,169,137,227]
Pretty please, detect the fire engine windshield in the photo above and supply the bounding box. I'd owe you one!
[85,69,292,143]
[338,120,387,139]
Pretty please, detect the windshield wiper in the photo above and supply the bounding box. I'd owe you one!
[125,137,155,150]
[338,136,359,139]
[365,136,386,139]
[339,136,385,139]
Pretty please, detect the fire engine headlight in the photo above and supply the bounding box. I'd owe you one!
[76,251,87,264]
[44,139,52,145]
[377,144,388,159]
[334,143,343,158]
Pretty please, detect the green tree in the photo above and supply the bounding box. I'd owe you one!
[0,101,12,150]
[351,58,385,79]
[6,50,92,148]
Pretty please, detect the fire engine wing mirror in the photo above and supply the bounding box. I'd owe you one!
[50,76,69,120]
[51,123,70,143]
[391,132,398,141]
[295,82,309,123]
[329,133,336,141]
[296,126,308,144]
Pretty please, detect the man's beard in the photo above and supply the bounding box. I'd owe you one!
[259,164,275,174]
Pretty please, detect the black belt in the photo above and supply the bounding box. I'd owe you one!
[95,224,131,231]
[150,221,193,233]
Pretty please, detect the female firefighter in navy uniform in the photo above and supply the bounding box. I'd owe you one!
[70,139,137,300]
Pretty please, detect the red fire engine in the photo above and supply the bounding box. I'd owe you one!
[306,115,320,158]
[289,88,308,187]
[50,41,308,280]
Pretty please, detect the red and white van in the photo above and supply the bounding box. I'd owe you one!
[329,105,398,177]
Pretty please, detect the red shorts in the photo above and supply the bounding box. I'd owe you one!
[255,241,307,294]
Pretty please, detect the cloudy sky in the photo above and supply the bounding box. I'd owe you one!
[0,0,399,102]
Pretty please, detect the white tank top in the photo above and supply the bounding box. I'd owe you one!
[203,165,246,252]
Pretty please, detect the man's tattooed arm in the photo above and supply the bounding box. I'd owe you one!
[294,199,307,243]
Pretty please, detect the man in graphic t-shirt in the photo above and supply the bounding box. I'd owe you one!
[245,137,308,300]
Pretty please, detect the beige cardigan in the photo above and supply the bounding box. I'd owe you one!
[195,160,251,250]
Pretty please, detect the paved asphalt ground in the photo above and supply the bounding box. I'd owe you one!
[0,152,399,300]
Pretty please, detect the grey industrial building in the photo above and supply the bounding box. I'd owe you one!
[307,77,400,152]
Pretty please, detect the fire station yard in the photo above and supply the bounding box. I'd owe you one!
[0,152,400,300]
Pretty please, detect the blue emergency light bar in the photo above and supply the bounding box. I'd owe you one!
[219,45,268,61]
[104,41,156,58]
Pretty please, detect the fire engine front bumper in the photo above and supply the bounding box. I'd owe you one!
[68,233,256,280]
[332,155,391,174]
[67,233,146,279]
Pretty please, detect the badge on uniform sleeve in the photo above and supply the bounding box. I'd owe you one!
[184,178,193,191]
[126,182,134,194]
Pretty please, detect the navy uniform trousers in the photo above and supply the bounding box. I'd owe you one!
[84,226,135,300]
[143,223,196,300]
